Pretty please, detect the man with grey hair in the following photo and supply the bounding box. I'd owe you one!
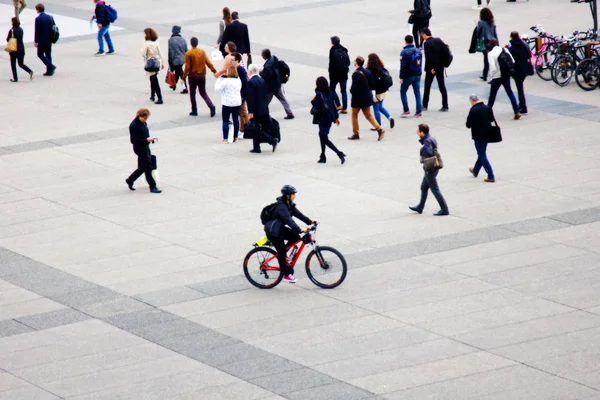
[466,94,496,182]
[246,64,279,153]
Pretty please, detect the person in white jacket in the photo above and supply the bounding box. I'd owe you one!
[487,38,521,120]
[215,66,242,143]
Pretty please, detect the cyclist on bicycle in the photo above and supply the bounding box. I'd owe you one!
[264,185,316,283]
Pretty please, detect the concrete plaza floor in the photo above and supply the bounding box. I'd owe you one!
[1,0,600,398]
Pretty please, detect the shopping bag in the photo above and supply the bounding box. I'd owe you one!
[165,70,176,87]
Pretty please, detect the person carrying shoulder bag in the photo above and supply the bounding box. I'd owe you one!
[6,17,33,82]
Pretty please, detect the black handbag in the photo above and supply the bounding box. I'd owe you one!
[150,155,157,170]
[488,118,502,143]
[144,58,160,72]
[243,120,262,139]
[408,14,414,24]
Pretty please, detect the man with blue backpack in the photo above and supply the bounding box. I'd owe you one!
[399,35,423,118]
[91,0,117,56]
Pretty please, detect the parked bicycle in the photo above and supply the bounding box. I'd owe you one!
[575,49,600,90]
[243,223,347,289]
[551,29,599,86]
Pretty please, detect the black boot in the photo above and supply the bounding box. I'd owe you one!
[318,155,326,164]
[339,152,346,165]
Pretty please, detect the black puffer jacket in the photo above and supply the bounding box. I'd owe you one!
[264,196,312,237]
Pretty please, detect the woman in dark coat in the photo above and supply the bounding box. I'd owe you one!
[508,31,531,114]
[311,76,346,164]
[409,0,431,48]
[6,17,33,82]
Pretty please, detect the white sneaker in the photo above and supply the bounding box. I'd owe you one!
[473,5,483,9]
[283,275,296,284]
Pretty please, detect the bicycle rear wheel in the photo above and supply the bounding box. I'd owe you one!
[575,59,600,91]
[535,50,556,81]
[551,56,574,86]
[243,246,283,289]
[305,246,347,289]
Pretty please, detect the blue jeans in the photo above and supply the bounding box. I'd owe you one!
[400,75,422,114]
[222,105,240,140]
[488,77,519,115]
[97,25,114,53]
[473,140,494,179]
[372,99,391,125]
[329,77,347,110]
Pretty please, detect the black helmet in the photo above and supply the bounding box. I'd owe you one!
[281,185,297,196]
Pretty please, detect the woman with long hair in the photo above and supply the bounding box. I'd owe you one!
[215,7,233,52]
[214,41,236,78]
[141,28,165,104]
[477,7,497,81]
[366,53,395,130]
[311,76,345,164]
[6,17,33,82]
[215,66,242,143]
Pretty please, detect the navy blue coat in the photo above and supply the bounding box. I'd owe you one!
[260,56,281,93]
[246,75,270,116]
[237,65,248,101]
[34,12,53,45]
[311,90,338,126]
[350,67,374,108]
[419,133,438,158]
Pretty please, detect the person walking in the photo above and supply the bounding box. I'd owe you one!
[126,108,161,194]
[508,31,530,115]
[234,52,249,132]
[220,11,251,66]
[182,37,217,117]
[246,64,279,153]
[168,25,188,94]
[214,41,236,77]
[215,7,232,54]
[473,0,491,10]
[487,38,521,120]
[6,17,33,82]
[476,7,497,81]
[347,56,384,141]
[466,95,496,182]
[328,36,350,114]
[13,0,26,17]
[367,53,395,130]
[409,123,449,216]
[311,76,346,164]
[34,3,56,76]
[92,0,114,56]
[141,28,164,104]
[408,0,431,48]
[399,34,423,118]
[260,48,294,120]
[421,28,449,112]
[215,66,242,143]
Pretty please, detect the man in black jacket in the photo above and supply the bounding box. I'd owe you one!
[421,28,448,111]
[246,64,278,153]
[348,56,384,141]
[508,31,530,115]
[92,0,115,56]
[220,12,251,64]
[466,95,495,182]
[328,36,350,113]
[264,185,315,283]
[126,109,161,193]
[34,3,56,76]
[260,49,294,119]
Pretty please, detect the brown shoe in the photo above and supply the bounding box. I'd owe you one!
[340,109,348,114]
[347,134,360,140]
[377,129,385,141]
[514,113,521,120]
[336,105,343,111]
[484,178,496,183]
[469,168,477,177]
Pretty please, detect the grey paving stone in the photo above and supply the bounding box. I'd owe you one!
[448,227,519,246]
[0,148,13,157]
[0,248,51,276]
[15,308,90,330]
[158,331,241,356]
[188,275,251,297]
[104,309,180,330]
[250,368,337,394]
[49,134,103,146]
[134,286,206,307]
[190,342,268,366]
[4,141,59,154]
[0,320,34,338]
[79,297,152,318]
[549,207,600,225]
[497,217,571,235]
[128,318,208,342]
[286,382,375,400]
[4,268,98,297]
[49,286,121,308]
[219,353,303,380]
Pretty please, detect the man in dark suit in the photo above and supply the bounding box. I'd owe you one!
[466,95,495,182]
[348,56,384,141]
[126,108,161,193]
[220,12,251,64]
[260,48,294,119]
[34,3,56,76]
[421,28,448,112]
[246,64,278,153]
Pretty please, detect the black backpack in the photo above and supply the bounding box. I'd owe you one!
[50,16,60,44]
[330,47,350,72]
[310,93,330,117]
[441,42,453,68]
[379,68,394,91]
[278,60,290,84]
[260,202,278,225]
[498,49,515,77]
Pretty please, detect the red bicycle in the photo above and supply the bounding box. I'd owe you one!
[243,223,347,289]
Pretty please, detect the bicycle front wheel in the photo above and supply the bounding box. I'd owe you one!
[243,246,283,289]
[305,246,347,289]
[551,56,574,86]
[535,50,556,81]
[575,59,600,91]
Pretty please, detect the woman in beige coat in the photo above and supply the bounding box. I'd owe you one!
[141,28,164,104]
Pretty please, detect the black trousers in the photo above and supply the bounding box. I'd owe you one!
[252,115,276,151]
[318,123,341,158]
[513,75,527,112]
[149,74,162,101]
[127,146,156,189]
[9,52,31,80]
[422,69,448,109]
[267,227,301,276]
[482,50,489,80]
